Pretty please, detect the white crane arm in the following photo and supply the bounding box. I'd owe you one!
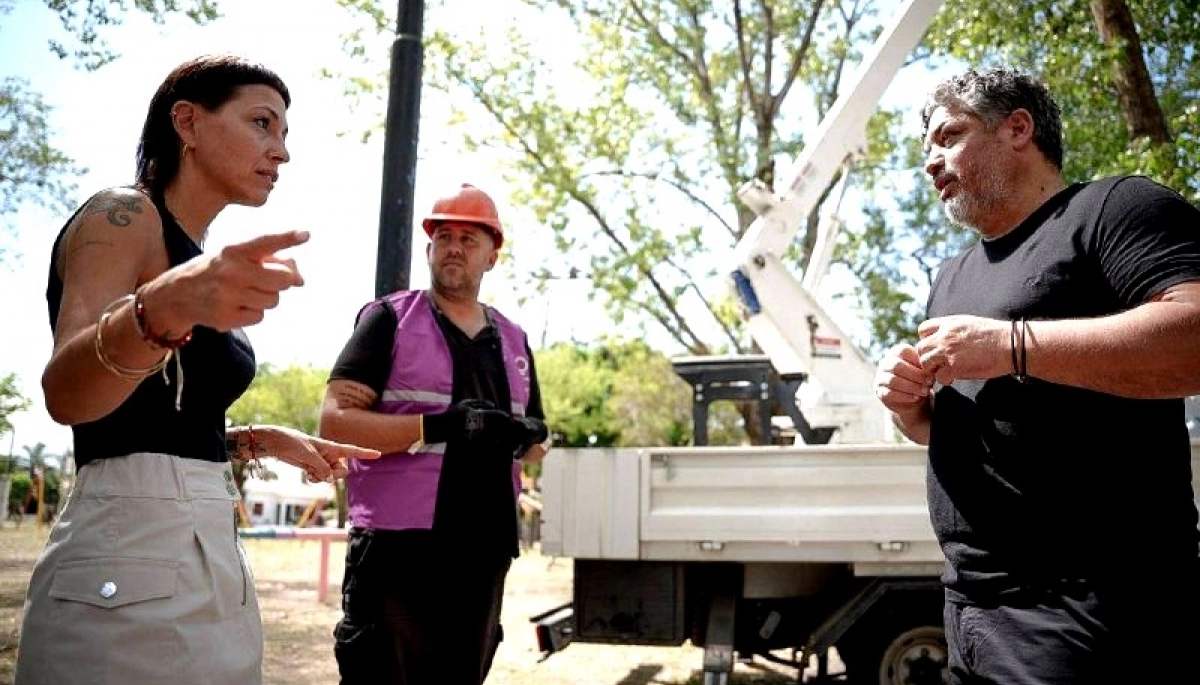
[734,0,945,265]
[729,0,945,443]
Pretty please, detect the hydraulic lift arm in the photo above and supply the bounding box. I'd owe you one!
[730,0,945,443]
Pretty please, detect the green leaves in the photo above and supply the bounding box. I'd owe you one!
[226,363,329,436]
[0,372,31,439]
[1,2,220,259]
[536,339,747,446]
[41,0,220,70]
[0,78,83,223]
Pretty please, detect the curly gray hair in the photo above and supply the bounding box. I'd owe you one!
[921,67,1063,170]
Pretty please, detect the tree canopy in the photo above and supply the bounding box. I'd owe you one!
[225,362,328,489]
[0,1,219,249]
[35,1,220,70]
[0,77,83,225]
[226,362,327,435]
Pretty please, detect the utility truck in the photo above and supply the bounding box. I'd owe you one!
[531,0,1200,683]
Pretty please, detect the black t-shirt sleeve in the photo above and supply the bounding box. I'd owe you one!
[328,301,397,397]
[1093,176,1200,305]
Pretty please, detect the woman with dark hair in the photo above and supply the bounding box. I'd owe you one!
[14,54,379,685]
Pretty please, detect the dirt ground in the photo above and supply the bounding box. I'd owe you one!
[0,522,804,685]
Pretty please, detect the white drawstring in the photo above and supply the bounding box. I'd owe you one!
[159,348,185,411]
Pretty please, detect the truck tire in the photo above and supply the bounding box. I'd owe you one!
[835,592,948,685]
[839,623,947,685]
[875,626,948,685]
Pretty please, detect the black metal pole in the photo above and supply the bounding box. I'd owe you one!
[375,0,425,298]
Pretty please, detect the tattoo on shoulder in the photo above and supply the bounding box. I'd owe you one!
[334,384,377,410]
[84,192,145,228]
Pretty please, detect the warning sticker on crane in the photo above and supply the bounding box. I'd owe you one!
[812,335,842,358]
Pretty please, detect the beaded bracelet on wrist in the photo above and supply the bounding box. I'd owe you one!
[224,425,267,478]
[134,285,194,350]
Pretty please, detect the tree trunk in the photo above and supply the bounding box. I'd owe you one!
[1088,0,1171,143]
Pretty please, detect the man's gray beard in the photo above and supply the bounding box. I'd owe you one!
[940,201,979,236]
[940,134,1014,233]
[943,197,983,235]
[943,182,1009,237]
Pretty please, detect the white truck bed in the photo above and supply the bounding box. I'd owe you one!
[541,441,1200,576]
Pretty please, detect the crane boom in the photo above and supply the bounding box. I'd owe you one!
[730,0,945,443]
[734,0,944,264]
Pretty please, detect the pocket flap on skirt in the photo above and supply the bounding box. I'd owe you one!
[49,558,180,609]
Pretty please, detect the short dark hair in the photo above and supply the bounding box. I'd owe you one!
[921,67,1063,170]
[136,54,290,195]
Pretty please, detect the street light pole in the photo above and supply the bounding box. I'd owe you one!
[375,0,426,299]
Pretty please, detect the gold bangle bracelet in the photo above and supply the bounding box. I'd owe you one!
[93,294,171,381]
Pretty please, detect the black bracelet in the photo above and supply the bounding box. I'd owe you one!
[1010,319,1020,378]
[1015,317,1029,383]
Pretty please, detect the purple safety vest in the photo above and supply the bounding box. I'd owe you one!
[346,290,534,530]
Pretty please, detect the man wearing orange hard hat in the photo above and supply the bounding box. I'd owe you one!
[320,182,551,684]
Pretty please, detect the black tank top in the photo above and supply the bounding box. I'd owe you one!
[46,189,256,468]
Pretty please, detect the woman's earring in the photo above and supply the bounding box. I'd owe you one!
[181,143,191,159]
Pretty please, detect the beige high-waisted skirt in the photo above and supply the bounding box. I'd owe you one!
[14,452,263,685]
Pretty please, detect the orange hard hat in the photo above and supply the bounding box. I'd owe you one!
[421,183,504,248]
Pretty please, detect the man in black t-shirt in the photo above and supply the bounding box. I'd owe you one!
[875,67,1200,684]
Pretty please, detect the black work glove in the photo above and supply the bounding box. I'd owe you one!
[421,399,516,445]
[507,416,549,456]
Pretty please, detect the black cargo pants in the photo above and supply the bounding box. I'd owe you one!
[333,528,512,685]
